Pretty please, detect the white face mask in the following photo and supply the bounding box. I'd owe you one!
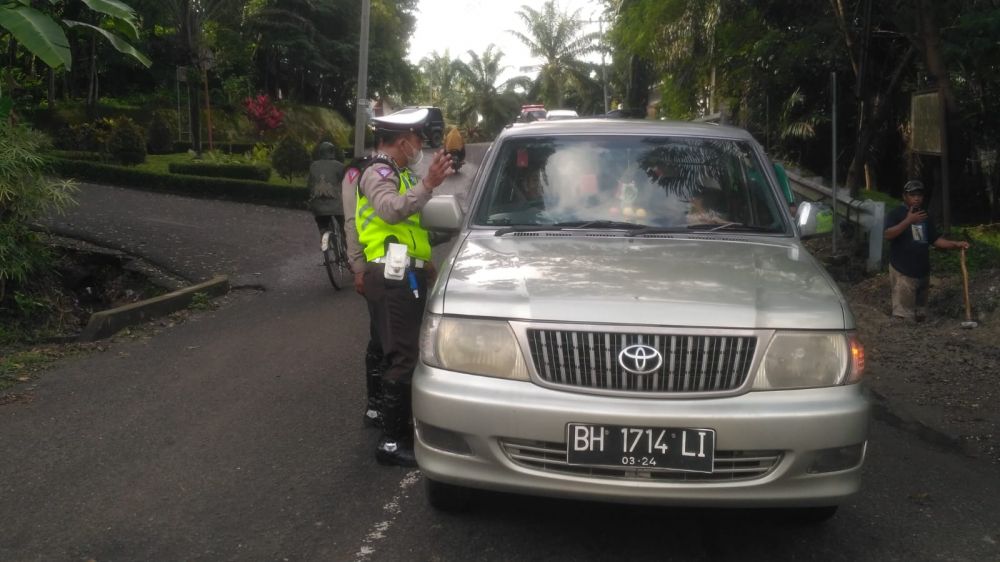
[403,138,424,167]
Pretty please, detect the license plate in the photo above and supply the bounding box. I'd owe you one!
[566,423,716,473]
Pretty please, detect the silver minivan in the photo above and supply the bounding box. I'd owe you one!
[415,119,869,520]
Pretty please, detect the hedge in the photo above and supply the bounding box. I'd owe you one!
[48,157,307,208]
[168,162,272,182]
[173,141,262,154]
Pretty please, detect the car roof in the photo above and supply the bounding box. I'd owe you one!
[500,118,755,141]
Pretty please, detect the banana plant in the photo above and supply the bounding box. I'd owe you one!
[0,0,151,71]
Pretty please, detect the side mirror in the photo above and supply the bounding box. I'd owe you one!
[421,195,464,232]
[797,201,834,238]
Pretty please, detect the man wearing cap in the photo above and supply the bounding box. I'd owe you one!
[883,179,970,321]
[355,108,454,466]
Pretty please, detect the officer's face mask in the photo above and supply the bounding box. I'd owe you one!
[403,136,424,167]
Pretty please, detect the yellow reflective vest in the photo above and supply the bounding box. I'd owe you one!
[355,167,432,262]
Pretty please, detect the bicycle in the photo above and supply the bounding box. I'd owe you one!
[320,219,352,290]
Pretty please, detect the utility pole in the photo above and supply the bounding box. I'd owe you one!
[353,0,371,159]
[599,18,608,114]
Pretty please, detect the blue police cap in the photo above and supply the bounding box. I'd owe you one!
[371,108,428,133]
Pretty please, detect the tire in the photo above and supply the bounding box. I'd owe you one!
[430,130,443,148]
[323,228,352,290]
[425,478,473,512]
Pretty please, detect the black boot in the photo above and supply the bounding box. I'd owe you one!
[363,347,384,428]
[375,381,417,467]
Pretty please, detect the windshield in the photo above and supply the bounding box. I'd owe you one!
[473,135,788,234]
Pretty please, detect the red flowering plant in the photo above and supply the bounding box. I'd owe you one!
[243,94,284,137]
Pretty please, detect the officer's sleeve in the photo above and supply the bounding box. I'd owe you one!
[359,164,432,224]
[341,170,366,273]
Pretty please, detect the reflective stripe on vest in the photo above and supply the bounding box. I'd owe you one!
[355,167,432,262]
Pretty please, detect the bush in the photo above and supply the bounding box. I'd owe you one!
[0,125,77,302]
[173,141,261,154]
[59,118,114,152]
[270,135,310,182]
[107,117,147,165]
[147,110,178,154]
[168,162,271,182]
[47,149,110,162]
[49,157,306,208]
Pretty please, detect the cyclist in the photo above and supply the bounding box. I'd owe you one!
[307,142,346,236]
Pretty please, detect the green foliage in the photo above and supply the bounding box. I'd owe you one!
[270,136,310,182]
[106,117,147,166]
[0,349,54,392]
[57,118,115,152]
[168,162,271,182]
[147,110,179,154]
[48,157,306,208]
[930,223,1000,275]
[0,124,77,299]
[188,292,215,311]
[0,0,149,70]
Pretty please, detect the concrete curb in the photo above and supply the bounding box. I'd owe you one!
[79,276,230,342]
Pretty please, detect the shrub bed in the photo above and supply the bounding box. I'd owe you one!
[173,141,261,154]
[168,162,272,182]
[48,158,306,208]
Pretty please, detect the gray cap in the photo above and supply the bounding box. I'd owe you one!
[371,108,427,133]
[903,180,925,193]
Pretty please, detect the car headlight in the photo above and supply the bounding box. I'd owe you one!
[420,314,529,381]
[753,332,865,390]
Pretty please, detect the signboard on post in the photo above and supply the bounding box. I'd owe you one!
[911,90,942,155]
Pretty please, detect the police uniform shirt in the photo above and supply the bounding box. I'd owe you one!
[358,158,433,226]
[341,170,367,274]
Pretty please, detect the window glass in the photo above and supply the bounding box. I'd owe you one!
[473,135,787,233]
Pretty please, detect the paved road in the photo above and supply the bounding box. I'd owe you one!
[3,145,999,561]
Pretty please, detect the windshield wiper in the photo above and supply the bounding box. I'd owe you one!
[626,223,778,237]
[686,222,779,233]
[552,220,644,230]
[494,220,643,236]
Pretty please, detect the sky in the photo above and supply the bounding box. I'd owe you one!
[407,0,608,83]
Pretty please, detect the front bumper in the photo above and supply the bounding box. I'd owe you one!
[413,365,870,507]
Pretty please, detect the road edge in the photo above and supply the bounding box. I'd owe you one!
[79,275,230,342]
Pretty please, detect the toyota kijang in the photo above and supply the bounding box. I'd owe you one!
[414,119,869,521]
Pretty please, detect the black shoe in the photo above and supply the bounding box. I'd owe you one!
[375,437,417,467]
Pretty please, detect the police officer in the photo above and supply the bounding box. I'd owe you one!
[342,157,385,429]
[356,108,454,466]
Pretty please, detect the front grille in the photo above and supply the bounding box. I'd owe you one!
[501,438,781,482]
[526,329,757,393]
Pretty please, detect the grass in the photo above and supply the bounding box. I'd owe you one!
[0,348,59,392]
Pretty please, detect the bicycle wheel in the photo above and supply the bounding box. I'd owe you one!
[323,227,352,290]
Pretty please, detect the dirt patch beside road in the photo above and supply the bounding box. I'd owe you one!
[845,267,1000,464]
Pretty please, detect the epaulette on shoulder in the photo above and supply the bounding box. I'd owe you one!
[346,155,397,186]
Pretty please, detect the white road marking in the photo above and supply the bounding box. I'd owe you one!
[353,470,421,561]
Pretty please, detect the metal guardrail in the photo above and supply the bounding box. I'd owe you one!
[784,168,886,272]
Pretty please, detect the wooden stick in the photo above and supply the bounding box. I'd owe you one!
[960,247,972,322]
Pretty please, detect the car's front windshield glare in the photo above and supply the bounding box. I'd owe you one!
[473,135,787,233]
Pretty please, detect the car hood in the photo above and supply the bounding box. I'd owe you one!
[437,233,850,330]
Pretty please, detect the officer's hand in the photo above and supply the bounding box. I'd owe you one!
[423,150,455,190]
[354,271,365,295]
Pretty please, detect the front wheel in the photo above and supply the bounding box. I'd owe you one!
[322,229,352,290]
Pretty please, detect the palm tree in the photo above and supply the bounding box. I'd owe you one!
[419,50,462,120]
[509,1,600,108]
[453,45,531,137]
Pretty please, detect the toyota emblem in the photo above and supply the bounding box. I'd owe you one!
[618,344,663,375]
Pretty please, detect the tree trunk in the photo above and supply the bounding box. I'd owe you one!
[845,46,916,192]
[917,0,956,228]
[47,68,56,109]
[86,35,98,119]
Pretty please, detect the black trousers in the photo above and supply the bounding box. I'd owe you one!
[362,263,428,385]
